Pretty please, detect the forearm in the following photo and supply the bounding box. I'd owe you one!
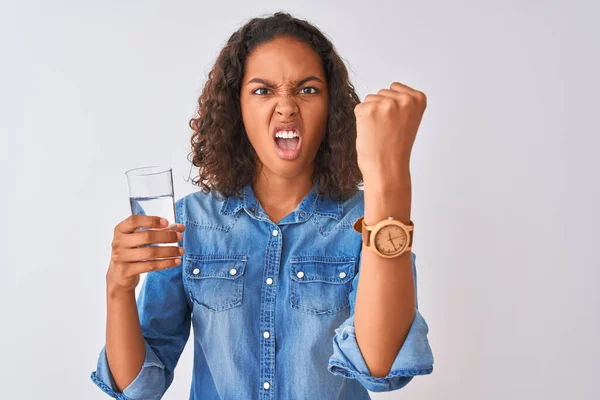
[354,176,416,378]
[105,285,146,392]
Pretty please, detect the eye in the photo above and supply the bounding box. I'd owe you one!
[252,88,271,95]
[299,87,318,94]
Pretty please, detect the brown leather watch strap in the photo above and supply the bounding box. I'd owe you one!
[352,216,372,246]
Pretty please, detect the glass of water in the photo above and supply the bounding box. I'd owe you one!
[125,166,177,256]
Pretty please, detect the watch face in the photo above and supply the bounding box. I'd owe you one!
[374,225,408,255]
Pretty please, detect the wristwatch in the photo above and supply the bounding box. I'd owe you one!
[353,216,414,258]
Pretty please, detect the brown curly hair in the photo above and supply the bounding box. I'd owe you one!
[188,12,363,202]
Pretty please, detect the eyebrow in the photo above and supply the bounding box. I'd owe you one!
[246,76,324,87]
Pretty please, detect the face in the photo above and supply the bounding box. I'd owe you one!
[240,36,329,180]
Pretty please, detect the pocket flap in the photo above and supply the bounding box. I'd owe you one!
[185,255,247,280]
[290,256,356,284]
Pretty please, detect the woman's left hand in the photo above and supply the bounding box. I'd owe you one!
[354,82,427,182]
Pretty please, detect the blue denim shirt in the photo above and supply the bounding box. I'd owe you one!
[91,183,434,399]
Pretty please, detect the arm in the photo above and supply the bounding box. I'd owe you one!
[92,265,192,399]
[91,198,192,399]
[105,288,146,391]
[328,81,433,391]
[355,177,415,377]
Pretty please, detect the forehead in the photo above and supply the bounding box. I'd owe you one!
[244,36,325,83]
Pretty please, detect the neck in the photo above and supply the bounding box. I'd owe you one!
[252,164,315,222]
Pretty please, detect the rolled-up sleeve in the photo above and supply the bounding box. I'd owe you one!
[90,198,192,399]
[328,252,434,392]
[91,341,168,400]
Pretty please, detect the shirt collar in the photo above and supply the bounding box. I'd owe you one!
[219,181,343,222]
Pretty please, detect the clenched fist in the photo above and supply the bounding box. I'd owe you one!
[354,82,427,181]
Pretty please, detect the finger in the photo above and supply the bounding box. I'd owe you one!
[389,83,427,105]
[152,223,186,235]
[116,215,169,234]
[362,94,387,103]
[116,245,185,263]
[127,257,183,275]
[390,82,417,93]
[170,223,186,232]
[377,88,411,99]
[121,229,183,248]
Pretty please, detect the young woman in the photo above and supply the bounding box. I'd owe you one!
[91,12,433,400]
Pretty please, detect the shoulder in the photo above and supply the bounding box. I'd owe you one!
[317,189,363,232]
[175,190,233,230]
[340,189,364,223]
[342,189,364,215]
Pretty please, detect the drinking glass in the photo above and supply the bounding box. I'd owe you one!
[125,166,178,257]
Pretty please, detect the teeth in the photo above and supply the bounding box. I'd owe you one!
[275,130,299,139]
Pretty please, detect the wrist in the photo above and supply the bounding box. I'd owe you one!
[106,278,136,301]
[363,181,412,225]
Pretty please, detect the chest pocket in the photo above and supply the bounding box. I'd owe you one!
[184,255,247,312]
[290,256,357,315]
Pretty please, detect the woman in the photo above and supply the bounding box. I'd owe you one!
[91,12,433,400]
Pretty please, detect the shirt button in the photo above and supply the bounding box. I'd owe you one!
[263,331,270,339]
[272,229,279,237]
[339,272,347,279]
[296,271,305,279]
[263,382,270,390]
[229,268,237,276]
[299,211,306,218]
[266,278,273,285]
[192,268,200,275]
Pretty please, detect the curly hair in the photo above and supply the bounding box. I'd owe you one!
[188,12,363,202]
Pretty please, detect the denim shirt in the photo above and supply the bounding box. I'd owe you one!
[91,183,434,399]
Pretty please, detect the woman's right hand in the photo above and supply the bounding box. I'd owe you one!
[107,215,186,295]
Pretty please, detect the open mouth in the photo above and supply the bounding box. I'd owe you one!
[273,126,302,160]
[275,132,300,150]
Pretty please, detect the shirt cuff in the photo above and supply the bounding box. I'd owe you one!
[90,341,166,400]
[328,310,434,392]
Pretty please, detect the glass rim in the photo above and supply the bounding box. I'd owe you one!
[125,165,172,177]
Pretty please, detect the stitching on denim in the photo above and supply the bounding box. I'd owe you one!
[90,372,136,400]
[290,256,356,264]
[191,294,243,312]
[289,278,352,314]
[291,300,350,315]
[328,361,433,381]
[185,254,248,262]
[184,256,246,311]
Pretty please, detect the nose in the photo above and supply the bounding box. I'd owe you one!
[275,96,298,118]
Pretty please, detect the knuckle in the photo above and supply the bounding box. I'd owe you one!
[397,93,413,105]
[128,215,137,227]
[145,248,155,259]
[143,230,153,243]
[415,91,427,106]
[363,103,375,115]
[381,99,395,110]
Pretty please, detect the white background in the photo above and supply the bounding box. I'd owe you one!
[1,0,599,399]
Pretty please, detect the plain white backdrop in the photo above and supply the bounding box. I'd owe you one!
[1,0,599,399]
